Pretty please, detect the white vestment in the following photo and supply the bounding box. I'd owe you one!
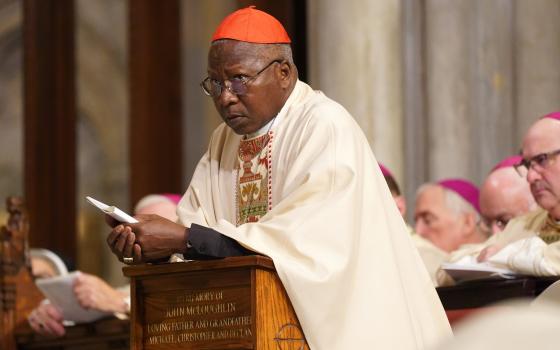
[442,209,560,280]
[177,81,451,349]
[412,234,449,286]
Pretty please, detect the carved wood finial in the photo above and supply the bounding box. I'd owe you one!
[2,196,30,268]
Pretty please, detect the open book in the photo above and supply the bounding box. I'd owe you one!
[36,271,113,323]
[441,262,518,283]
[86,196,138,223]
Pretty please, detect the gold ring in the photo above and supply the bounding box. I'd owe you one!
[123,257,133,264]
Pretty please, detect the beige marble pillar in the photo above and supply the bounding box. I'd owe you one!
[307,0,404,185]
[181,1,237,181]
[0,1,23,215]
[76,0,128,285]
[424,0,473,181]
[514,0,560,141]
[424,0,516,185]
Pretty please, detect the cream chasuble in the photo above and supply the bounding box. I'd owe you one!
[177,81,451,349]
[412,234,449,286]
[442,208,560,282]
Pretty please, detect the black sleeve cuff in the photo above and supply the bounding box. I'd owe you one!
[186,224,254,258]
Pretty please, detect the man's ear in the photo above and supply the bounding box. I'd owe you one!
[277,61,292,88]
[394,195,407,218]
[461,212,477,237]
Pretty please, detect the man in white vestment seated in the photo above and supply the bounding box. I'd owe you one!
[479,156,537,235]
[414,179,488,253]
[105,7,451,349]
[442,112,560,280]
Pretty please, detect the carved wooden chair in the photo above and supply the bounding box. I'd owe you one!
[0,196,44,350]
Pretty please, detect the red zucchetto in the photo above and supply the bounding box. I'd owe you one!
[211,6,291,44]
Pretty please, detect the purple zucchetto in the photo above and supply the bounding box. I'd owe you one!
[134,193,182,214]
[542,111,560,121]
[437,178,480,213]
[378,163,393,178]
[162,193,182,204]
[490,155,523,173]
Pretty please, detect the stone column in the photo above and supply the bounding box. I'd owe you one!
[76,0,128,285]
[308,0,404,184]
[514,0,560,141]
[424,0,515,185]
[181,1,237,181]
[424,0,473,181]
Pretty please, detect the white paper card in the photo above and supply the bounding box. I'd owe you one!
[36,271,113,323]
[86,196,138,223]
[441,262,518,283]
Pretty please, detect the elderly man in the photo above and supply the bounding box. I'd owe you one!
[479,156,537,234]
[475,112,560,274]
[106,7,450,349]
[415,178,488,253]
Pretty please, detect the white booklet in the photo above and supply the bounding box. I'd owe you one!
[36,271,113,323]
[86,196,138,223]
[441,262,518,283]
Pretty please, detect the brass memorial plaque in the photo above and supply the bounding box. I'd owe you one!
[140,269,253,350]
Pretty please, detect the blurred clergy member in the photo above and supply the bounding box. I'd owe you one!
[479,155,537,235]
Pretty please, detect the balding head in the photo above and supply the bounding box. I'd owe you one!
[480,166,536,234]
[521,117,560,220]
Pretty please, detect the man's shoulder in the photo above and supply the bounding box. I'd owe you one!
[491,209,548,246]
[511,208,548,232]
[285,82,359,133]
[297,83,351,120]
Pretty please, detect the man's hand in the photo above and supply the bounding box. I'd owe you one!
[127,214,189,261]
[106,214,188,263]
[106,224,142,263]
[27,301,65,337]
[477,244,501,262]
[73,273,128,314]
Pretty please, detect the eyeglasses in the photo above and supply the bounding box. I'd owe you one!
[514,148,560,176]
[200,59,283,98]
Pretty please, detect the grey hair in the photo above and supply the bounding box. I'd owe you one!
[416,183,480,221]
[444,188,480,222]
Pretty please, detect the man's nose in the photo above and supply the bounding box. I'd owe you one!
[217,85,239,106]
[526,166,542,183]
[414,221,426,236]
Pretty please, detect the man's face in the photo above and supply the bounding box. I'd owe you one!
[521,119,560,218]
[206,40,289,135]
[414,185,466,252]
[31,257,58,279]
[479,167,535,234]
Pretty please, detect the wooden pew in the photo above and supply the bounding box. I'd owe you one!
[437,276,560,326]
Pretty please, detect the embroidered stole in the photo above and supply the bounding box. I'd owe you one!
[236,132,273,226]
[539,215,560,244]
